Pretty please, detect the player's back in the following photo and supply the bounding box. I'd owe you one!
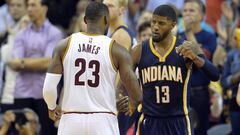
[61,32,117,114]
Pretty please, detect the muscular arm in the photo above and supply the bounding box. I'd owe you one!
[43,38,69,110]
[131,44,142,69]
[47,37,69,74]
[112,42,142,109]
[176,41,219,81]
[193,55,219,81]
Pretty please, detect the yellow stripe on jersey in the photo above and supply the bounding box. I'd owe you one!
[149,36,176,62]
[183,69,191,135]
[137,103,142,112]
[62,35,72,62]
[109,40,118,72]
[136,113,144,135]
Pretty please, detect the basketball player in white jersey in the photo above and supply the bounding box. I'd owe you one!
[42,2,142,135]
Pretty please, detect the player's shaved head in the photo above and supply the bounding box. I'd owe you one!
[85,2,109,22]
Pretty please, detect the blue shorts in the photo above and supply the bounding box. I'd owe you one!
[135,114,194,135]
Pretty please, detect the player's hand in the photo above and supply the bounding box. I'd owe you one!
[176,41,202,61]
[48,106,61,122]
[117,96,129,113]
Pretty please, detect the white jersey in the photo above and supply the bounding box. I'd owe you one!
[62,32,117,114]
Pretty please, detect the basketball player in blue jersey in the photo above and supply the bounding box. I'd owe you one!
[131,5,219,135]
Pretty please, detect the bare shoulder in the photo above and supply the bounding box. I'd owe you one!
[111,29,131,50]
[54,37,71,59]
[131,44,142,65]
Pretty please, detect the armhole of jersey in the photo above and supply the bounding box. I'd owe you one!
[109,40,118,72]
[62,35,72,62]
[137,41,144,67]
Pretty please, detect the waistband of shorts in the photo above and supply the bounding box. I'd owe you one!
[63,111,116,116]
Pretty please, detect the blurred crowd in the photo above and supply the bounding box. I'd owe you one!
[0,0,240,135]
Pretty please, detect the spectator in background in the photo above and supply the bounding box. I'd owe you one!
[103,0,135,50]
[0,108,40,135]
[178,0,217,135]
[0,0,10,40]
[136,21,151,43]
[68,0,89,35]
[0,0,13,42]
[7,0,63,134]
[145,0,184,12]
[45,0,78,29]
[205,0,224,32]
[136,11,152,33]
[216,0,239,51]
[221,28,240,135]
[0,0,28,113]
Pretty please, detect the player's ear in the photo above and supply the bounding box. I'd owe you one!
[84,16,87,24]
[104,15,107,25]
[171,21,176,29]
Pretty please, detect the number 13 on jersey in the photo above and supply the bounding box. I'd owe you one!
[155,86,170,104]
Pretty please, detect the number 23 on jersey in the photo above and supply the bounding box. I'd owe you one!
[74,58,100,87]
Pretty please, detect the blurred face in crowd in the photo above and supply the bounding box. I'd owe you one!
[27,0,47,23]
[138,27,151,42]
[103,0,125,22]
[76,0,89,16]
[182,2,202,24]
[9,0,27,21]
[233,28,240,49]
[151,15,175,42]
[25,112,38,134]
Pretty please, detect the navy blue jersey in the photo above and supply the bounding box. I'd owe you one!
[138,36,191,117]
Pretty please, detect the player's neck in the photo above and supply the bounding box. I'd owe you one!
[154,34,174,49]
[109,17,126,33]
[87,26,103,35]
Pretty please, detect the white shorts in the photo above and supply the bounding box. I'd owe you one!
[57,113,120,135]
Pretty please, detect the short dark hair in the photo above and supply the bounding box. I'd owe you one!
[153,5,177,22]
[85,2,109,21]
[138,21,151,34]
[40,0,49,6]
[184,0,205,14]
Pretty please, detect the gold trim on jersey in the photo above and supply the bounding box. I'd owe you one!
[149,36,176,62]
[62,35,72,62]
[137,103,142,112]
[80,32,101,36]
[183,69,192,135]
[109,40,118,72]
[136,113,144,135]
